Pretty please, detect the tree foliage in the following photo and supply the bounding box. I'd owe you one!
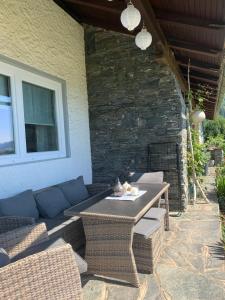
[204,117,225,141]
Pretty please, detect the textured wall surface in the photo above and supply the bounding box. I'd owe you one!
[0,0,92,197]
[85,26,188,211]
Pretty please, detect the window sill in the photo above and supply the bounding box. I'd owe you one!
[0,152,68,167]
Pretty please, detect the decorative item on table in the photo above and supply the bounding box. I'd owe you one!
[113,177,125,196]
[130,186,139,196]
[123,182,139,196]
[123,181,132,192]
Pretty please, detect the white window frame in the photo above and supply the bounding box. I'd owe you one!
[0,61,67,166]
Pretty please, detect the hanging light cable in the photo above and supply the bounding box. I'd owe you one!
[120,1,141,31]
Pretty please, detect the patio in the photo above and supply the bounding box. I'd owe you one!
[82,168,225,300]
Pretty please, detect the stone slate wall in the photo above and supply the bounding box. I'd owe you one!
[85,26,188,211]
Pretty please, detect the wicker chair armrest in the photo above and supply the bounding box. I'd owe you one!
[0,223,49,258]
[0,244,82,300]
[0,216,35,234]
[86,183,111,195]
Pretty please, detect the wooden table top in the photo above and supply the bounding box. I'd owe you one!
[64,183,169,222]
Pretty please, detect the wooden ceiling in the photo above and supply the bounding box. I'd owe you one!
[54,0,225,119]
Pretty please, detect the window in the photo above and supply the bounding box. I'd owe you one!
[0,60,66,166]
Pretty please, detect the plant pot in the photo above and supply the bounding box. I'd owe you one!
[188,181,197,203]
[218,196,225,213]
[203,163,209,176]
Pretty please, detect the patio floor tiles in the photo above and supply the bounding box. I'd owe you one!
[81,170,225,299]
[155,202,225,300]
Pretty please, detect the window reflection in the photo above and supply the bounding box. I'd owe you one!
[0,74,15,155]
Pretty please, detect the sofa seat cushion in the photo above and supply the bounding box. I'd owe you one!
[58,176,90,206]
[38,213,80,233]
[11,237,87,274]
[35,187,70,219]
[0,248,10,268]
[134,219,160,239]
[0,190,39,219]
[38,216,68,232]
[144,208,166,221]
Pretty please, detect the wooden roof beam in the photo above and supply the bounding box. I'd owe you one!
[132,0,187,92]
[169,39,223,57]
[63,0,124,14]
[178,61,220,76]
[176,56,220,71]
[155,9,225,30]
[184,74,219,85]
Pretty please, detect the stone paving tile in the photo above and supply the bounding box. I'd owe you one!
[156,264,225,300]
[82,276,107,300]
[143,275,162,300]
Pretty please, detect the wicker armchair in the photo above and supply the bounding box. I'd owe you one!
[0,244,82,300]
[0,216,35,234]
[0,217,48,258]
[0,217,83,299]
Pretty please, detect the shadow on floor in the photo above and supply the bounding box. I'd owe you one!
[208,242,225,260]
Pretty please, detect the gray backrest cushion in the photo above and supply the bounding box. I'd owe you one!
[0,190,39,219]
[0,248,10,268]
[35,187,70,219]
[129,172,164,184]
[58,176,90,206]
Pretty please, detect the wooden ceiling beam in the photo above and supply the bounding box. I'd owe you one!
[178,61,220,76]
[155,9,225,30]
[176,55,220,71]
[132,0,187,92]
[184,74,219,85]
[63,0,124,14]
[169,39,223,57]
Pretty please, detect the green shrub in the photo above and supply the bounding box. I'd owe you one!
[216,174,225,212]
[216,166,225,177]
[206,135,225,152]
[204,117,225,140]
[187,130,210,177]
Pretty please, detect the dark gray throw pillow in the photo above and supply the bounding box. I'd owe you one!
[58,176,90,206]
[0,248,10,268]
[35,187,70,218]
[0,190,39,219]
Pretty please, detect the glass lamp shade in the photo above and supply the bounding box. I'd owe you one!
[135,28,152,50]
[192,110,206,124]
[120,2,141,31]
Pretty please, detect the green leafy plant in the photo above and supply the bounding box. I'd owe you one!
[205,135,225,152]
[216,167,225,212]
[221,215,225,245]
[187,129,210,177]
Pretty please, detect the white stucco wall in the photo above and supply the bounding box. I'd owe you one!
[0,0,92,197]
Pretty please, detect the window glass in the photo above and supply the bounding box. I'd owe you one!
[0,74,15,155]
[22,82,58,153]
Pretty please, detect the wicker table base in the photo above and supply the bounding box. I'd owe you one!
[82,216,140,287]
